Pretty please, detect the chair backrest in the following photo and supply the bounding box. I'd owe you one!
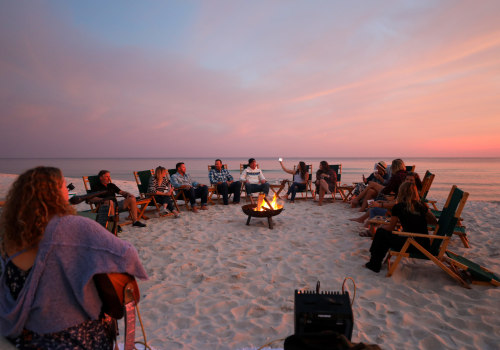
[82,174,107,212]
[83,175,104,194]
[240,163,258,173]
[292,164,313,183]
[419,170,435,200]
[168,168,177,177]
[430,185,469,253]
[329,164,342,184]
[134,169,154,198]
[406,165,415,172]
[208,164,228,171]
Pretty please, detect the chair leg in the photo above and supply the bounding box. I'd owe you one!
[386,239,412,277]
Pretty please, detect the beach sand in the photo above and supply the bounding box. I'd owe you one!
[1,174,499,349]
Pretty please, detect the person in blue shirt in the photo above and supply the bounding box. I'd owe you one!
[171,162,208,213]
[209,159,241,205]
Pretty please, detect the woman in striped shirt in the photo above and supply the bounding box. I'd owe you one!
[148,166,180,218]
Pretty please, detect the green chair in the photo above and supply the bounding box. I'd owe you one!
[82,175,150,227]
[386,185,470,287]
[444,250,500,287]
[133,169,179,216]
[406,165,416,172]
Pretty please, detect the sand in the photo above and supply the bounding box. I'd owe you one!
[1,174,499,350]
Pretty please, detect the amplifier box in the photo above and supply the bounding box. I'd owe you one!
[294,289,353,340]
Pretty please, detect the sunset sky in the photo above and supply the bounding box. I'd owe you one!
[1,1,499,158]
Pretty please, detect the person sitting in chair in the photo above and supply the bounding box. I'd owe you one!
[279,159,309,203]
[209,159,241,205]
[148,166,180,218]
[240,158,270,197]
[364,181,437,273]
[171,162,208,213]
[315,161,337,206]
[91,170,146,227]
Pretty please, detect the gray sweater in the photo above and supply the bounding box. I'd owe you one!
[0,215,148,337]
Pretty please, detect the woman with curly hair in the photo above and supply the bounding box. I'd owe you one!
[279,160,309,203]
[0,166,147,349]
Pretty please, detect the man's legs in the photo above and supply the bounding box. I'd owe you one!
[121,197,146,227]
[183,188,197,207]
[122,196,138,222]
[217,182,230,205]
[261,182,270,195]
[195,185,208,208]
[229,181,241,203]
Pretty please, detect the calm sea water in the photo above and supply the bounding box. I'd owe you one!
[0,157,499,201]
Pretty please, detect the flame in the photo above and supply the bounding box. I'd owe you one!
[254,194,283,211]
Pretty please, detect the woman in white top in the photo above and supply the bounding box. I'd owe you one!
[279,160,309,202]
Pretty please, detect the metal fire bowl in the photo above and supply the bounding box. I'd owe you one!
[241,204,284,217]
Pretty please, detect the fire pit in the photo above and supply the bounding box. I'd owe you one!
[242,194,284,229]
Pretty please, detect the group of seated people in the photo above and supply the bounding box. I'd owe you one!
[347,158,437,273]
[0,159,439,347]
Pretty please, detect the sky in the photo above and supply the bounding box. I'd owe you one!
[0,0,499,158]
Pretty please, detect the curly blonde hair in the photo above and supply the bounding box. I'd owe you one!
[0,166,75,253]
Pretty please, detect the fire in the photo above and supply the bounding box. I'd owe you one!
[254,193,283,211]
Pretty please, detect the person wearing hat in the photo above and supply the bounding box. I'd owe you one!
[350,161,389,208]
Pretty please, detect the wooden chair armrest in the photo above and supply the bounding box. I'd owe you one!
[392,231,447,239]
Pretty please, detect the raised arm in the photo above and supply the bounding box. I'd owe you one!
[279,161,294,175]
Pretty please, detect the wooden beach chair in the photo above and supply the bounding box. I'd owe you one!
[207,164,230,204]
[386,185,470,287]
[168,168,191,210]
[444,250,500,287]
[240,163,261,204]
[314,164,342,202]
[284,164,314,200]
[133,169,178,217]
[83,175,150,227]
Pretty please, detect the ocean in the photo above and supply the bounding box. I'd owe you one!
[0,157,499,201]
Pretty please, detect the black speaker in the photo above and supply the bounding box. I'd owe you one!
[294,287,353,340]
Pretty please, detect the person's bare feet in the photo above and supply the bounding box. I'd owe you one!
[192,206,199,213]
[349,217,365,223]
[201,205,208,210]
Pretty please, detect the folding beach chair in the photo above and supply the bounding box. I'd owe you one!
[314,164,342,202]
[83,175,151,227]
[284,164,314,200]
[386,185,470,287]
[444,250,500,287]
[207,164,230,204]
[133,169,179,217]
[240,163,261,204]
[168,168,191,210]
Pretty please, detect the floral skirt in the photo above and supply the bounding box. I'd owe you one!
[11,317,114,350]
